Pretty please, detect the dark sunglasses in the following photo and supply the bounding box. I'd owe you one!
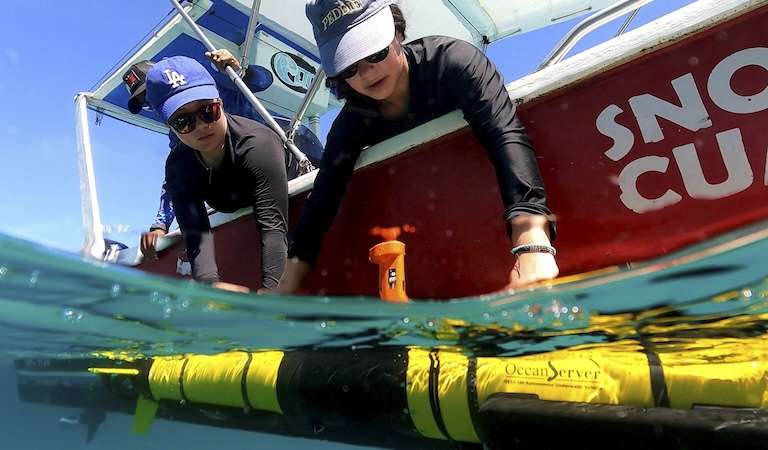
[168,101,222,134]
[335,46,390,80]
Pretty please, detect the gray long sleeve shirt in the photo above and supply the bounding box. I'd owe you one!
[165,114,296,288]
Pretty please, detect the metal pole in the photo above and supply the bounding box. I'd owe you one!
[538,0,654,70]
[169,0,315,174]
[287,69,326,142]
[308,115,321,137]
[75,93,106,260]
[615,7,642,37]
[240,0,262,68]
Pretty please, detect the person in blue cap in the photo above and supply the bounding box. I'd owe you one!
[145,55,294,291]
[276,0,559,294]
[123,51,323,261]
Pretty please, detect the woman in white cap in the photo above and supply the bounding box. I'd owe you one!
[277,0,559,294]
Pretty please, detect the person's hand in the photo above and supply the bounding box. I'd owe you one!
[505,214,559,290]
[508,252,559,289]
[205,49,241,74]
[140,229,166,261]
[274,258,311,294]
[212,281,250,293]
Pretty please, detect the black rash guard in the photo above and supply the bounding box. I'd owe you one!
[165,113,297,288]
[289,36,554,265]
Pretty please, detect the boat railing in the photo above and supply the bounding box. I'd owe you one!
[615,6,642,37]
[240,0,263,69]
[236,0,327,146]
[74,92,105,260]
[539,0,654,70]
[236,0,327,163]
[286,68,327,144]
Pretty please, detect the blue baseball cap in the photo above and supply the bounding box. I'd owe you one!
[306,0,395,77]
[146,56,220,123]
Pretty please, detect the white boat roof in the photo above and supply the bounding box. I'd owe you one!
[227,0,622,51]
[86,0,618,132]
[405,0,619,44]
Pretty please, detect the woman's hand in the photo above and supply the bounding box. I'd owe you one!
[274,258,311,294]
[508,252,559,289]
[212,281,250,293]
[140,229,166,261]
[205,49,242,74]
[506,214,559,289]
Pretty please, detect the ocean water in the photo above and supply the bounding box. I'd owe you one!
[2,223,768,449]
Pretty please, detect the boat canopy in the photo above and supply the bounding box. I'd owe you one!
[405,0,619,45]
[86,0,618,132]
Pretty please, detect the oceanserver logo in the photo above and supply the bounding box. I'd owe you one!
[505,361,601,382]
[271,52,317,94]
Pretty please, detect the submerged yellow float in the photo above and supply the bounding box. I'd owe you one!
[84,335,768,445]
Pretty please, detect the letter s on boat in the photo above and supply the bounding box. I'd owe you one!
[597,104,635,162]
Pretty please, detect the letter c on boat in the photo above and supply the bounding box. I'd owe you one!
[618,156,682,213]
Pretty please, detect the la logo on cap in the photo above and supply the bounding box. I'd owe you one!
[163,69,187,88]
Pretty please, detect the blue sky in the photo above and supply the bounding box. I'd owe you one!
[0,0,696,253]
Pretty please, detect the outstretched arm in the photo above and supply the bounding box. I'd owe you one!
[442,39,559,288]
[239,132,291,289]
[141,180,174,260]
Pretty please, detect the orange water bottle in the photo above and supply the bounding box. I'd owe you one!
[369,226,414,303]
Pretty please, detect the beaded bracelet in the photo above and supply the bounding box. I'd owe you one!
[510,244,557,256]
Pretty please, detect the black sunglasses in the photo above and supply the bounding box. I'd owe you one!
[168,101,222,134]
[335,46,390,80]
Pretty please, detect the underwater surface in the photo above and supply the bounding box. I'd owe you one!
[1,223,768,449]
